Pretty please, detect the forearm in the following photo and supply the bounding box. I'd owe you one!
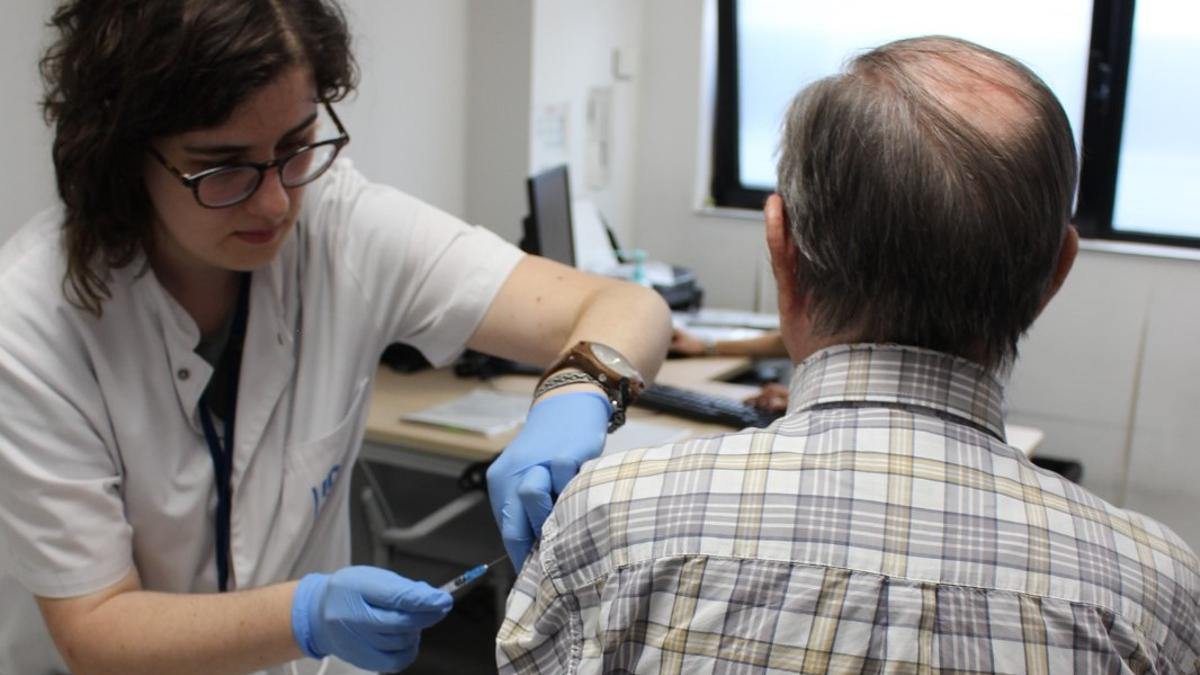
[558,282,672,380]
[713,331,787,358]
[469,256,672,382]
[42,581,301,675]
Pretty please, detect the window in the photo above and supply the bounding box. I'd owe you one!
[1110,0,1200,240]
[712,0,1200,248]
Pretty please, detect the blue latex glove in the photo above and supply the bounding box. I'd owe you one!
[291,566,452,672]
[487,391,612,570]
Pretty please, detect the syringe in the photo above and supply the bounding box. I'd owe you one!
[438,555,508,599]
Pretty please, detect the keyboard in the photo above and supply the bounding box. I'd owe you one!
[635,383,781,429]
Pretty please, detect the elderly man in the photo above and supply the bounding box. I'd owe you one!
[496,36,1199,673]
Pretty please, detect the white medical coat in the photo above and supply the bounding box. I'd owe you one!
[0,159,524,674]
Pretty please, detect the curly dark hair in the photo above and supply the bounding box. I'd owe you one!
[41,0,358,314]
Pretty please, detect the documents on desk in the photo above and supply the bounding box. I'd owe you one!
[401,387,694,451]
[401,389,529,437]
[678,308,780,330]
[674,323,767,345]
[672,308,780,345]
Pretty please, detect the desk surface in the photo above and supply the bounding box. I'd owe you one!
[365,357,1042,462]
[365,357,758,463]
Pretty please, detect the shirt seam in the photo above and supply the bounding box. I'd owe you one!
[804,398,1006,442]
[541,529,584,673]
[562,552,1175,637]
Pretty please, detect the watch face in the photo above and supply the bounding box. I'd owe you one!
[588,342,641,379]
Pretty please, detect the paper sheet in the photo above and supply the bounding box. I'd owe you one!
[678,308,780,330]
[402,388,695,453]
[401,389,529,437]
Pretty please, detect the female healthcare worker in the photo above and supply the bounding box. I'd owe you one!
[0,1,671,674]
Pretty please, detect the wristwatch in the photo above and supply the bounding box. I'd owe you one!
[535,341,646,432]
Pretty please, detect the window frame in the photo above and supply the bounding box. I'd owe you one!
[710,0,1200,249]
[710,0,771,212]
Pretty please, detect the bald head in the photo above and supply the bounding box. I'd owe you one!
[853,36,1044,145]
[775,36,1077,368]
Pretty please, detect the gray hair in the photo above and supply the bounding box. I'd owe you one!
[776,36,1077,368]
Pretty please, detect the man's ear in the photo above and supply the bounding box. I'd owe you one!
[766,193,824,363]
[763,194,801,305]
[1036,224,1078,316]
[763,192,811,326]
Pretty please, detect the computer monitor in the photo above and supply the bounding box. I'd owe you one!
[521,164,575,266]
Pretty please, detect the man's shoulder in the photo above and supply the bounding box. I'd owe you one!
[1047,471,1200,593]
[559,426,774,507]
[1104,501,1200,601]
[545,426,791,577]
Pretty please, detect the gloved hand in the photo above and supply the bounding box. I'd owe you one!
[487,390,612,570]
[291,566,452,672]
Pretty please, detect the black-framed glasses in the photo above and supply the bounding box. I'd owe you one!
[149,101,350,209]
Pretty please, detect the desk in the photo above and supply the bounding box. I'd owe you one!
[361,357,758,472]
[363,356,1043,467]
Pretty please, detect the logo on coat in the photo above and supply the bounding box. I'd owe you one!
[310,463,341,518]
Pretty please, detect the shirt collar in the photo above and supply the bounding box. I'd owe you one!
[123,235,295,344]
[787,343,1007,442]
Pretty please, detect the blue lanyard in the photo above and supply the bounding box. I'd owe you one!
[197,273,251,592]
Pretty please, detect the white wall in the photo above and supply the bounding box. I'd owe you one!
[528,0,643,248]
[338,0,469,216]
[0,0,56,242]
[630,0,1200,547]
[464,1,533,243]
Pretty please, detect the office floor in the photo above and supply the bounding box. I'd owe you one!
[350,461,508,674]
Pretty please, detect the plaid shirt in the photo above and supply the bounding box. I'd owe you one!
[497,344,1200,674]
